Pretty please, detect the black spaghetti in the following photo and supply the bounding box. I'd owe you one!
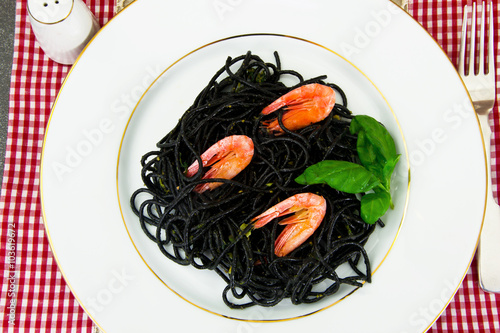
[130,51,382,308]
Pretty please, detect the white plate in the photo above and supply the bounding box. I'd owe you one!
[40,0,486,332]
[117,33,409,321]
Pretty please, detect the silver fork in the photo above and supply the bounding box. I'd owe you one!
[459,1,498,293]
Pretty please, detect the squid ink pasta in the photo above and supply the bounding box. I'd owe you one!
[130,51,383,309]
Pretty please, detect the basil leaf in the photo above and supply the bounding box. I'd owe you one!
[350,115,400,190]
[382,154,401,190]
[295,160,380,194]
[360,190,391,224]
[350,115,397,163]
[355,130,377,167]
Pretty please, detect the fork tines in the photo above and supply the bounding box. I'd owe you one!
[459,1,494,77]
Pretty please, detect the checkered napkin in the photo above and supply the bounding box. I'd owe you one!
[0,1,498,332]
[0,2,113,332]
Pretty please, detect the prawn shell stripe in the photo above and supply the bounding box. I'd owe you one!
[252,193,327,257]
[186,135,254,193]
[261,83,336,134]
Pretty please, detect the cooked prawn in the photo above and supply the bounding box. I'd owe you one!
[261,83,336,134]
[186,135,254,193]
[252,193,327,257]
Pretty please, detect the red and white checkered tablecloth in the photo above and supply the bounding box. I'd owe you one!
[0,0,499,332]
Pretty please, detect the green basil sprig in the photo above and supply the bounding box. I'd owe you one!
[350,116,400,192]
[295,115,400,224]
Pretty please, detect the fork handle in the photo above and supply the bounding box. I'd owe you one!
[477,115,500,293]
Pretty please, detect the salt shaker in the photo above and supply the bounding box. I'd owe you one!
[27,0,100,65]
